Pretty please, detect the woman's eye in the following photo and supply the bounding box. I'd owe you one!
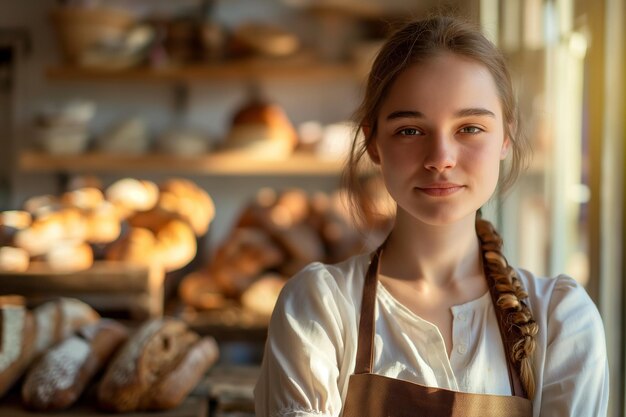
[397,128,421,136]
[459,126,483,134]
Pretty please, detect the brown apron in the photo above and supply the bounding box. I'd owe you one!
[341,247,533,417]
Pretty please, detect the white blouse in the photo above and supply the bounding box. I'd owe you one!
[254,252,609,417]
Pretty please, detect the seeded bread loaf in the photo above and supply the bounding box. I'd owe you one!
[22,319,128,410]
[97,318,219,412]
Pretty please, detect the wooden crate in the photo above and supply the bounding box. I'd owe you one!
[0,261,164,320]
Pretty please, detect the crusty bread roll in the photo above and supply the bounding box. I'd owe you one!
[0,246,30,272]
[106,227,157,266]
[0,210,32,246]
[210,227,285,297]
[22,319,128,411]
[32,298,100,357]
[97,318,219,412]
[154,219,197,272]
[158,179,215,236]
[240,273,286,316]
[84,202,122,244]
[44,241,93,272]
[0,304,36,398]
[223,99,298,158]
[13,213,66,257]
[22,195,59,215]
[105,178,159,216]
[178,271,227,310]
[61,187,105,211]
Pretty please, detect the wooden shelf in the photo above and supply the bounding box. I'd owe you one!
[19,151,345,176]
[46,60,357,83]
[0,261,164,320]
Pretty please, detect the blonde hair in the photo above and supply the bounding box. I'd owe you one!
[477,218,538,398]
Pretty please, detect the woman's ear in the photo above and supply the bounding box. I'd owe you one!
[363,125,381,164]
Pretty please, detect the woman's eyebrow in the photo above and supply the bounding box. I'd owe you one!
[385,108,496,121]
[454,108,496,118]
[385,110,424,120]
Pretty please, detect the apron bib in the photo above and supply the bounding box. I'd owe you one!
[341,247,533,417]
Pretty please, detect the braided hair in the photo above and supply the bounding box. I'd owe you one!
[477,218,538,398]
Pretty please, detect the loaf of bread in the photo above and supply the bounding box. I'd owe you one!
[106,227,157,266]
[158,178,215,236]
[240,273,286,316]
[154,219,197,272]
[84,202,122,244]
[105,178,159,217]
[0,210,32,246]
[22,319,128,411]
[97,318,219,412]
[0,303,36,398]
[223,99,298,158]
[210,227,285,297]
[32,298,100,357]
[61,187,105,211]
[44,240,93,272]
[0,246,30,272]
[178,271,227,310]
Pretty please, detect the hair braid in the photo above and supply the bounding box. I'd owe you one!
[476,218,538,399]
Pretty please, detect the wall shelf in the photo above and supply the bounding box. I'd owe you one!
[19,151,345,176]
[45,60,357,83]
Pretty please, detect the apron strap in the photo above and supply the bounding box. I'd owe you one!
[354,241,527,399]
[354,246,382,374]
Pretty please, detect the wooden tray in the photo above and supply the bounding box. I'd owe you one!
[0,261,164,320]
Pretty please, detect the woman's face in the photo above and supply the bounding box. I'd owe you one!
[368,52,510,226]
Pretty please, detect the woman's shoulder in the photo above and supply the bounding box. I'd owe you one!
[514,268,605,343]
[514,267,593,309]
[276,252,372,309]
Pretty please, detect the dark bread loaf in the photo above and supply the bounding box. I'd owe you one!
[21,319,128,410]
[97,318,219,412]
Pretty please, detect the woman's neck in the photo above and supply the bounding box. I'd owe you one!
[380,209,483,288]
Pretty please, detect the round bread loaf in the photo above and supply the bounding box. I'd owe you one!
[0,246,30,272]
[105,178,159,216]
[44,241,93,272]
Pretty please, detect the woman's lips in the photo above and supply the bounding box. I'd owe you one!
[416,184,464,196]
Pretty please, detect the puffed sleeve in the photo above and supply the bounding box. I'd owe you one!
[254,262,351,417]
[539,276,609,416]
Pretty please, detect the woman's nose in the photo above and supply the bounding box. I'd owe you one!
[423,133,456,172]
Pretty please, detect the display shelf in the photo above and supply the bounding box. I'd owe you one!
[45,60,357,82]
[18,150,345,176]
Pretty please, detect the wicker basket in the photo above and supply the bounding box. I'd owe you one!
[50,6,135,64]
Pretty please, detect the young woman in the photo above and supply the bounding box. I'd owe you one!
[254,16,608,417]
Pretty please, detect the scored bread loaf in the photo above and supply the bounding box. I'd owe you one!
[22,319,128,411]
[32,298,100,357]
[0,303,36,398]
[97,318,219,412]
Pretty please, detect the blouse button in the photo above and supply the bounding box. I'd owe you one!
[457,344,468,355]
[457,312,467,321]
